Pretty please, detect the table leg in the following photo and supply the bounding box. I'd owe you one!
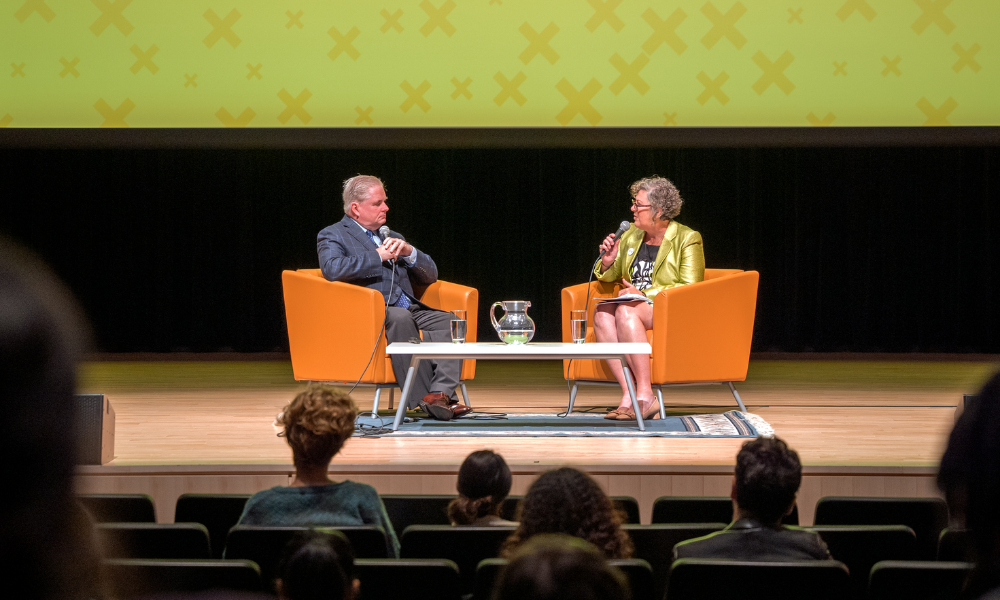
[620,358,645,431]
[392,357,421,431]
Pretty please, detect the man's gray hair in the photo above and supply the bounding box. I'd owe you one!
[630,176,683,221]
[342,175,385,215]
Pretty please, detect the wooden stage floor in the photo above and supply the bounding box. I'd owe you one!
[75,357,998,524]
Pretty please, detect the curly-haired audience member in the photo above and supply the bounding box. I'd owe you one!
[448,450,516,526]
[276,530,358,600]
[938,370,1000,599]
[673,436,830,561]
[494,534,628,600]
[237,386,399,557]
[500,467,632,559]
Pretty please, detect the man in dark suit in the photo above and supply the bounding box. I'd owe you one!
[673,436,831,561]
[317,175,468,417]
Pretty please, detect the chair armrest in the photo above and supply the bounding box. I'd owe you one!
[651,271,759,383]
[560,280,621,342]
[419,280,479,345]
[282,270,389,382]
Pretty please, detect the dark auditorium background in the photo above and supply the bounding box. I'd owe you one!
[1,143,997,353]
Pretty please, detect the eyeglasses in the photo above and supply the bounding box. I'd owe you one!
[630,199,651,210]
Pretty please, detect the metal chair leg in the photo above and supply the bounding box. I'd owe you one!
[372,388,381,414]
[656,387,666,419]
[386,387,394,411]
[459,382,471,407]
[728,382,748,412]
[565,381,578,416]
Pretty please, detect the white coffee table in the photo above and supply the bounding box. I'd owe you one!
[385,342,653,431]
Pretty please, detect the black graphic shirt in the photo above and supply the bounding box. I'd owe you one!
[629,243,658,291]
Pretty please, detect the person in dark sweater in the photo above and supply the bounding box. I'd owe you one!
[674,436,830,561]
[237,386,399,558]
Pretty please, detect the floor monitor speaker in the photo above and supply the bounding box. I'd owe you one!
[76,394,115,465]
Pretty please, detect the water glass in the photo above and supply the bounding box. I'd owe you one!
[570,310,587,344]
[450,310,467,343]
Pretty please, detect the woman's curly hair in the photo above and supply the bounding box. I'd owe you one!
[280,385,358,469]
[631,176,683,221]
[500,467,633,559]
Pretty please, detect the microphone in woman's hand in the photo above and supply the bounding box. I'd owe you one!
[598,221,631,259]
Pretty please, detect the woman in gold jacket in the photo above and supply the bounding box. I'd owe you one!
[594,177,705,420]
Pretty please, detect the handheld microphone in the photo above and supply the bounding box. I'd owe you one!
[598,221,631,259]
[378,226,394,265]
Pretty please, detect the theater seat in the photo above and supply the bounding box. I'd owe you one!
[381,494,454,534]
[806,525,918,598]
[665,559,852,600]
[400,525,515,594]
[624,524,727,600]
[474,557,655,600]
[356,559,462,600]
[174,493,251,559]
[868,560,973,600]
[651,496,799,525]
[98,523,212,559]
[500,495,641,524]
[104,558,262,597]
[78,493,156,523]
[813,497,949,560]
[937,528,973,562]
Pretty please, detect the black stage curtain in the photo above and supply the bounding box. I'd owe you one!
[1,147,997,353]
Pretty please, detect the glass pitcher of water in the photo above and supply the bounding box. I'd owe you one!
[490,300,535,345]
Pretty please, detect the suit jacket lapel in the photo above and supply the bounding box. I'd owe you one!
[652,220,679,277]
[340,215,374,247]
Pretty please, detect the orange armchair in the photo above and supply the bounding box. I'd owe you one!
[561,269,759,414]
[282,269,478,411]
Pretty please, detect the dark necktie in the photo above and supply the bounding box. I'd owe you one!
[366,229,411,308]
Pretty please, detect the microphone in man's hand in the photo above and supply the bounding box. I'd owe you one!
[598,221,631,259]
[378,226,395,265]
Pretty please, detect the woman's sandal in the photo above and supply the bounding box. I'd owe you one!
[615,402,660,421]
[604,409,624,420]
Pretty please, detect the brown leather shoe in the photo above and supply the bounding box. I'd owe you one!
[419,400,454,421]
[422,392,454,407]
[451,405,473,418]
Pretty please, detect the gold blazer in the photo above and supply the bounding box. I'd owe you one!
[594,220,705,300]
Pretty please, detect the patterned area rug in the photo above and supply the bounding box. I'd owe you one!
[355,411,773,438]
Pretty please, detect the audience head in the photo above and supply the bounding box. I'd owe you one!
[938,370,1000,588]
[493,533,629,600]
[630,176,682,222]
[733,436,801,525]
[0,237,101,600]
[501,467,632,559]
[280,386,358,471]
[449,450,512,525]
[342,175,385,216]
[276,530,358,600]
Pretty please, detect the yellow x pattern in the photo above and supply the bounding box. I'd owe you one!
[555,78,602,126]
[0,115,12,127]
[286,10,303,30]
[519,22,559,65]
[400,80,432,113]
[642,8,688,56]
[203,9,242,49]
[662,112,677,126]
[916,97,957,125]
[184,73,198,88]
[277,88,312,124]
[696,71,729,105]
[216,107,255,127]
[328,27,361,61]
[787,8,803,24]
[701,2,747,50]
[15,0,55,23]
[833,61,847,76]
[494,72,527,106]
[836,0,876,22]
[59,57,80,78]
[608,53,650,96]
[90,0,133,37]
[451,77,472,100]
[585,0,624,33]
[246,63,262,80]
[355,106,374,125]
[952,43,981,73]
[881,56,902,77]
[11,63,26,78]
[752,51,795,96]
[94,98,134,127]
[912,0,954,35]
[419,0,456,37]
[129,44,159,75]
[381,9,403,33]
